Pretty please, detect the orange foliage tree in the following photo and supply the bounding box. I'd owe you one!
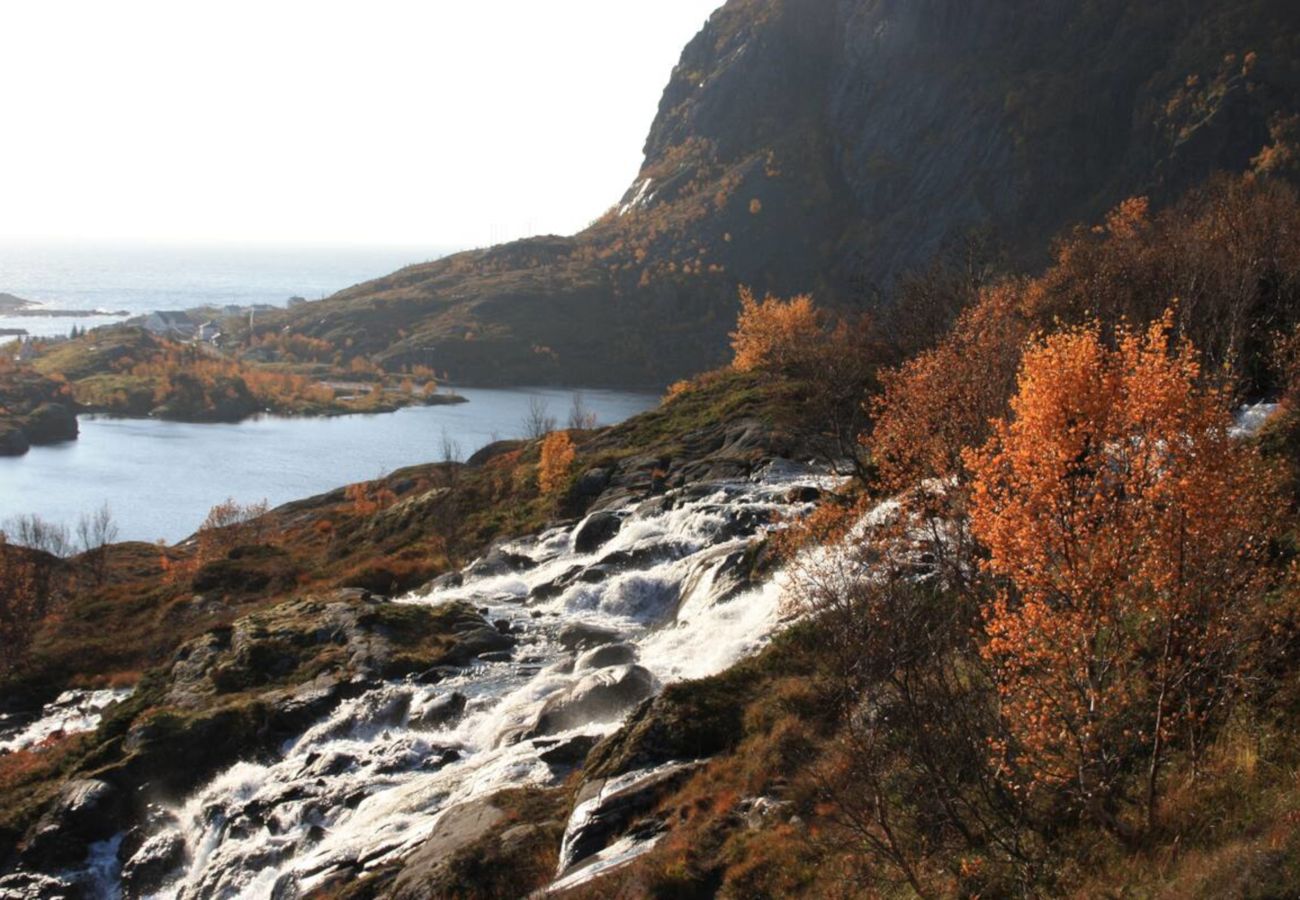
[964,313,1281,828]
[729,287,823,374]
[538,431,576,496]
[870,280,1035,496]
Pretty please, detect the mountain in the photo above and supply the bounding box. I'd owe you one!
[259,0,1300,387]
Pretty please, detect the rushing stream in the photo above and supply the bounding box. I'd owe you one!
[22,462,837,899]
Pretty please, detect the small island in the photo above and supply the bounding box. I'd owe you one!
[0,291,129,319]
[0,325,465,455]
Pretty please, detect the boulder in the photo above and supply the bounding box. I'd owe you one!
[786,484,822,504]
[532,665,657,735]
[557,622,625,652]
[558,762,704,875]
[121,831,189,896]
[573,512,623,554]
[389,799,507,900]
[537,733,600,766]
[575,643,639,671]
[465,547,536,579]
[409,691,467,731]
[22,779,126,869]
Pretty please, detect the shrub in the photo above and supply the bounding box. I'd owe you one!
[729,287,823,374]
[537,431,576,496]
[965,312,1284,830]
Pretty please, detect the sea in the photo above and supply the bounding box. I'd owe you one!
[0,240,451,338]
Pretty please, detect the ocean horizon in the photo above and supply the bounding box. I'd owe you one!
[0,239,460,337]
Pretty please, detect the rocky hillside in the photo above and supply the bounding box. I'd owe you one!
[247,0,1300,387]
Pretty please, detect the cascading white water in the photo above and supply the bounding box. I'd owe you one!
[0,689,134,755]
[64,464,836,899]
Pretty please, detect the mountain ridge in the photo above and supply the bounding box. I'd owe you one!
[246,0,1300,387]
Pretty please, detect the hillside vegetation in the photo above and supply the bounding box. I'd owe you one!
[4,173,1300,897]
[8,327,461,426]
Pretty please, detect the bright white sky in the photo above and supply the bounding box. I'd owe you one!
[0,1,720,248]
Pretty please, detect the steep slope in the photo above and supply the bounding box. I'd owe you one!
[258,0,1300,387]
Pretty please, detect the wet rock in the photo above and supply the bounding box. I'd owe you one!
[465,547,537,579]
[573,512,623,554]
[22,778,126,869]
[529,564,586,601]
[270,872,301,900]
[575,643,639,671]
[316,688,412,741]
[446,625,515,664]
[532,665,657,736]
[537,733,600,766]
[121,830,189,896]
[425,571,463,592]
[389,798,507,900]
[577,564,617,584]
[0,872,77,899]
[479,650,514,663]
[409,691,467,731]
[557,622,625,652]
[558,762,705,874]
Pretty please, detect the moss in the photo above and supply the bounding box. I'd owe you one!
[586,620,825,780]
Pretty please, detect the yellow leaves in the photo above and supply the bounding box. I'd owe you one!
[965,308,1284,800]
[728,287,823,374]
[538,431,576,496]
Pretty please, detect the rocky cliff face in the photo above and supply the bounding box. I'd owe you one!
[268,0,1300,386]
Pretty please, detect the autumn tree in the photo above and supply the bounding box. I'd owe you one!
[1031,177,1300,396]
[870,280,1035,497]
[538,431,576,496]
[964,313,1282,830]
[729,287,823,374]
[191,498,271,569]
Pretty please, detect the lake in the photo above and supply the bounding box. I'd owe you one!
[0,387,657,544]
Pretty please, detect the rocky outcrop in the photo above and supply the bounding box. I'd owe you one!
[8,591,514,876]
[0,370,80,457]
[20,779,125,870]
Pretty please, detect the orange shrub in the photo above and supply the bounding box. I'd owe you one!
[729,288,823,374]
[965,311,1283,826]
[869,280,1033,494]
[538,431,576,496]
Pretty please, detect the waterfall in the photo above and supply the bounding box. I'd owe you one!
[35,464,838,899]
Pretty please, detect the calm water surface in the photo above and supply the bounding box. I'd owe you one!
[0,388,656,543]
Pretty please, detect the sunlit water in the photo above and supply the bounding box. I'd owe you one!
[0,389,656,544]
[0,241,453,338]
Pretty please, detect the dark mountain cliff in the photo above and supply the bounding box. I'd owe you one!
[264,0,1300,387]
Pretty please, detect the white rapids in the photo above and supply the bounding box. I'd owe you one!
[0,689,134,755]
[77,463,836,899]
